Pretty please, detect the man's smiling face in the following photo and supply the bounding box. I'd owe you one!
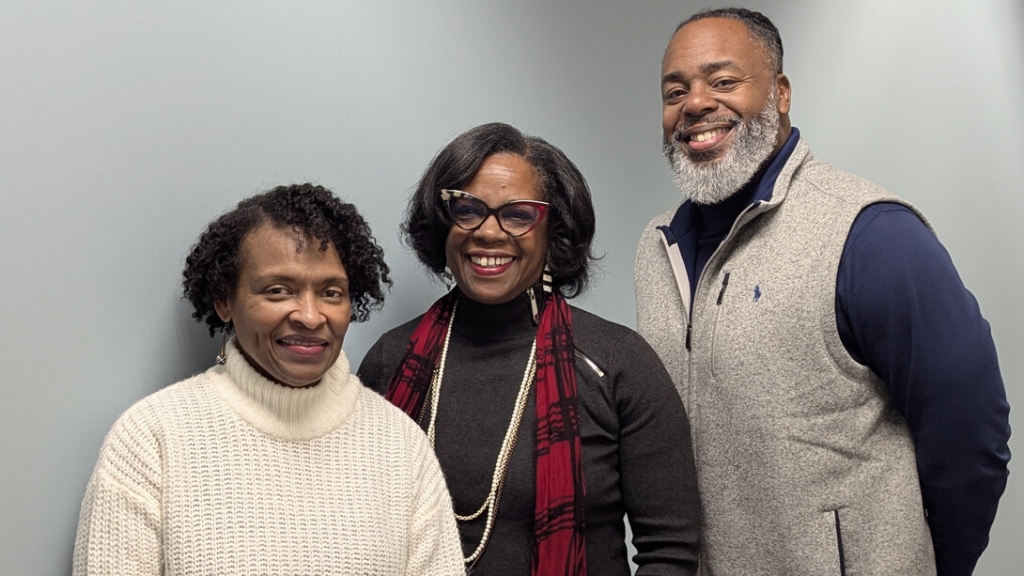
[661,17,791,204]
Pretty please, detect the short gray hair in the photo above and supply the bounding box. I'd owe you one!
[677,7,784,73]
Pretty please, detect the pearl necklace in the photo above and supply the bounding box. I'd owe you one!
[425,301,538,565]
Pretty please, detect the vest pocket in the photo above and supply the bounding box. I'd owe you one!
[827,509,848,576]
[710,271,731,377]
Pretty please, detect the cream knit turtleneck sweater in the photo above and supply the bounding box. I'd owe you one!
[73,340,464,575]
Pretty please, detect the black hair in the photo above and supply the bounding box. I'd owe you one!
[402,122,597,298]
[182,183,392,335]
[678,7,784,73]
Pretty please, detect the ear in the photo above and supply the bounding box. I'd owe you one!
[213,300,232,324]
[775,73,792,115]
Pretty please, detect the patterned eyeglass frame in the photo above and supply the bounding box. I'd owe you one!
[440,189,550,237]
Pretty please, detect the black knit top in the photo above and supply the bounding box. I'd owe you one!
[358,289,700,575]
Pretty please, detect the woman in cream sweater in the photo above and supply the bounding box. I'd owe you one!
[73,184,464,575]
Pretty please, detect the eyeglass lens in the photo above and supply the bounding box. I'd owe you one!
[447,193,545,236]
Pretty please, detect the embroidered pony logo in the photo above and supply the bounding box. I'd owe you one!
[753,285,763,302]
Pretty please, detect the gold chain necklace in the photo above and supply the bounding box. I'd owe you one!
[425,301,537,565]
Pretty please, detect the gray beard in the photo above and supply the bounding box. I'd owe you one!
[663,90,780,205]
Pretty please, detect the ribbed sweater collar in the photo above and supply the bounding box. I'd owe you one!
[207,339,361,441]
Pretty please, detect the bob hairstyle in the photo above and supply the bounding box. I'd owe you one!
[403,122,597,298]
[183,183,392,336]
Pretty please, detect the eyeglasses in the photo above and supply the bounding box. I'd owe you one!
[440,189,549,237]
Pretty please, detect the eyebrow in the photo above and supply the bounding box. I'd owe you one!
[252,274,349,286]
[662,60,738,85]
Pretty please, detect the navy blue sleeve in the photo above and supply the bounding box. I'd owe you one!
[836,203,1011,576]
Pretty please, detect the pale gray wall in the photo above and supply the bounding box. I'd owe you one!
[1,1,1020,574]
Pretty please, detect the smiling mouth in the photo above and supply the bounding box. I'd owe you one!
[675,120,739,156]
[688,127,730,143]
[278,336,328,351]
[470,255,514,267]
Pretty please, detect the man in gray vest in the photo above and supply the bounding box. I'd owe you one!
[634,7,1010,576]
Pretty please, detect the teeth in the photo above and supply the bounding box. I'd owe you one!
[281,338,322,346]
[691,128,728,142]
[470,255,513,267]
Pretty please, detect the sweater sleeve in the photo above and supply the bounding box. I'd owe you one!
[402,419,465,576]
[73,404,164,576]
[836,203,1011,576]
[612,331,701,575]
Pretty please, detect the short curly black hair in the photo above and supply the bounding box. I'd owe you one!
[403,122,597,298]
[183,183,392,336]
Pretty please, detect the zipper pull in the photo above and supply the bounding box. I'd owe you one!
[574,348,605,378]
[685,322,692,351]
[716,272,731,305]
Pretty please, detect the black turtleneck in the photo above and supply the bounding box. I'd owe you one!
[359,289,699,576]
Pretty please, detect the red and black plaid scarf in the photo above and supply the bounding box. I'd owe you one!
[385,289,587,575]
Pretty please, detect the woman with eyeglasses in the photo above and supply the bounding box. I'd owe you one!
[358,123,700,575]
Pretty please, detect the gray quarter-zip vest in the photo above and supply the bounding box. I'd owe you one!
[635,139,936,576]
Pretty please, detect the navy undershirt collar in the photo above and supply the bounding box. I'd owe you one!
[660,128,801,302]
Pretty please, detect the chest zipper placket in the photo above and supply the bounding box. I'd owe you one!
[674,200,769,468]
[684,202,764,380]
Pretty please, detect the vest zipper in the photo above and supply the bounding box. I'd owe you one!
[685,322,692,350]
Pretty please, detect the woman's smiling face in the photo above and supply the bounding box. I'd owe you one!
[214,223,351,387]
[444,153,549,305]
